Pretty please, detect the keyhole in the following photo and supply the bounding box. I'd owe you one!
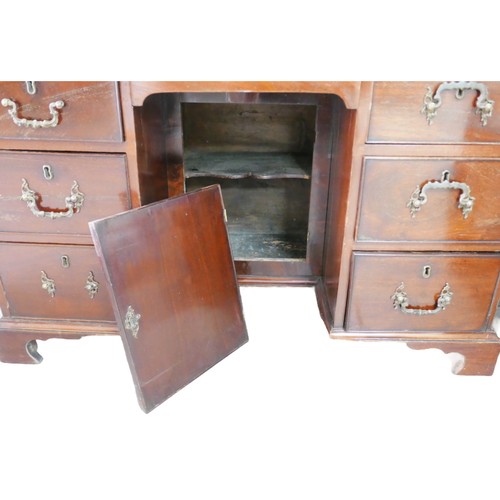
[422,265,431,279]
[25,81,37,95]
[61,255,70,268]
[441,170,450,182]
[42,164,53,180]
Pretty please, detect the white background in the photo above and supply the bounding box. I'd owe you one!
[1,286,500,500]
[2,3,499,498]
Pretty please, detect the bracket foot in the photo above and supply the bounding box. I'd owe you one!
[407,341,500,376]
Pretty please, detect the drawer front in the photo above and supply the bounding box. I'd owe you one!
[368,81,500,144]
[0,244,114,321]
[357,158,500,243]
[0,152,130,239]
[346,253,500,332]
[0,82,122,142]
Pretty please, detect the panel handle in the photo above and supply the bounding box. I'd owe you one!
[407,170,475,219]
[124,306,141,339]
[1,97,65,128]
[391,282,453,315]
[21,178,85,219]
[421,81,494,126]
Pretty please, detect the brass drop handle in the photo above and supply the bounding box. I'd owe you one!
[421,81,494,126]
[21,178,85,219]
[407,170,475,219]
[1,97,65,128]
[40,270,100,299]
[391,282,453,315]
[85,271,100,299]
[40,271,56,298]
[124,306,141,339]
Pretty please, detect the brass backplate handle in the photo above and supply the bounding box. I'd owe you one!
[40,271,56,298]
[21,178,85,219]
[391,282,453,315]
[85,271,100,299]
[1,97,64,128]
[124,306,141,339]
[422,81,494,126]
[407,170,475,219]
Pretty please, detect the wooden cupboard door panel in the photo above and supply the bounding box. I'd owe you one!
[0,82,123,142]
[0,152,130,240]
[90,185,248,413]
[356,158,500,243]
[346,253,500,332]
[0,243,114,321]
[368,82,500,144]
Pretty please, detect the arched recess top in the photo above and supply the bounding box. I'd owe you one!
[129,81,361,110]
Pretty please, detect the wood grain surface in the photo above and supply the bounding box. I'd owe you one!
[90,185,248,412]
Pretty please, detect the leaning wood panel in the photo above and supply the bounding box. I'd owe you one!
[90,185,248,412]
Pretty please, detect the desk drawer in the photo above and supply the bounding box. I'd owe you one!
[346,253,500,332]
[368,81,500,144]
[0,82,122,142]
[0,152,130,239]
[0,243,114,321]
[356,158,500,243]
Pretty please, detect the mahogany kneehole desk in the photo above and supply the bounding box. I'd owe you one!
[0,81,499,412]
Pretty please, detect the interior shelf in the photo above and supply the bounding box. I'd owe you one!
[181,100,317,262]
[228,232,307,260]
[184,151,312,180]
[186,177,310,261]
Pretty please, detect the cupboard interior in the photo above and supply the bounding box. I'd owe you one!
[137,93,346,281]
[182,102,316,260]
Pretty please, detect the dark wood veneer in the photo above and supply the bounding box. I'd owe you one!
[356,158,500,243]
[90,186,248,412]
[0,82,123,142]
[1,80,500,411]
[346,253,500,333]
[368,82,500,144]
[0,243,114,321]
[0,152,131,243]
